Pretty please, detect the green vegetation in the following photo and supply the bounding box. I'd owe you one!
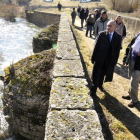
[0,4,25,21]
[4,49,56,96]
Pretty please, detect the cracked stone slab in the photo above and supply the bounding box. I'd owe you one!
[44,110,104,140]
[50,77,93,109]
[58,32,74,42]
[58,30,72,35]
[59,27,71,33]
[53,59,84,78]
[59,22,70,26]
[56,41,80,60]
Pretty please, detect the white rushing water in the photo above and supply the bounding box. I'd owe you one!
[0,17,40,75]
[0,17,41,140]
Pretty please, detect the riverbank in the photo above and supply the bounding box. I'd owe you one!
[0,17,41,139]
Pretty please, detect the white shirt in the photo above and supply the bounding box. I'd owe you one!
[132,35,140,52]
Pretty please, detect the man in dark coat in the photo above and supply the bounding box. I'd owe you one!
[80,7,85,28]
[90,20,122,96]
[71,8,76,26]
[57,2,62,11]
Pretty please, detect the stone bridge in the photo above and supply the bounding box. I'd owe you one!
[43,13,104,140]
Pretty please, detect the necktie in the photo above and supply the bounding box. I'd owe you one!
[109,33,112,42]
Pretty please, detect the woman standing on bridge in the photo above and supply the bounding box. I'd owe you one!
[115,16,126,48]
[86,13,95,37]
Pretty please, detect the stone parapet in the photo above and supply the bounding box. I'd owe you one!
[107,12,140,35]
[44,12,104,140]
[25,10,60,27]
[45,110,104,140]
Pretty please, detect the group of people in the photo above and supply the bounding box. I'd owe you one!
[71,7,140,108]
[71,7,126,40]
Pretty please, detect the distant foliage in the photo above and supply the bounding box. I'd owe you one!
[0,4,20,22]
[102,0,140,12]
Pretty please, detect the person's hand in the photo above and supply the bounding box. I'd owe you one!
[136,48,140,56]
[136,52,140,56]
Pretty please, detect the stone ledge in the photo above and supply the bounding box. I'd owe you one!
[45,110,104,140]
[49,77,93,110]
[58,32,74,42]
[53,60,85,78]
[56,41,80,60]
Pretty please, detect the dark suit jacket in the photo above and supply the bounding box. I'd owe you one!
[91,30,122,85]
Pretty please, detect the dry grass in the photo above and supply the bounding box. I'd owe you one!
[67,10,140,140]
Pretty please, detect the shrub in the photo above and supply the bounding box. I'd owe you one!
[0,4,20,22]
[102,0,140,13]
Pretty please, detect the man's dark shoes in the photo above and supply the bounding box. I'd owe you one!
[128,101,138,107]
[99,86,106,92]
[122,95,130,100]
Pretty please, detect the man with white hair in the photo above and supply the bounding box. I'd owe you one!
[122,32,140,107]
[90,20,122,96]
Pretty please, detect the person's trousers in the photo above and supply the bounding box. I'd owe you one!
[81,19,84,28]
[129,70,140,103]
[72,18,75,26]
[86,25,92,37]
[91,66,106,93]
[128,58,135,79]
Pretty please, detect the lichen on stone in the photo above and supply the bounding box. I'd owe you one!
[4,49,56,96]
[33,22,59,53]
[2,49,56,140]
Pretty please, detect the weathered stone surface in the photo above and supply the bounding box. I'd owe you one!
[3,49,56,140]
[50,77,93,110]
[58,32,74,42]
[53,60,84,78]
[26,10,60,27]
[45,110,104,140]
[33,23,59,53]
[56,41,80,60]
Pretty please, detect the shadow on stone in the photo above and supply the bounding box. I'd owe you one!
[71,24,113,140]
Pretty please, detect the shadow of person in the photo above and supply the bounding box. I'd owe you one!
[74,25,83,31]
[135,102,140,112]
[93,95,114,140]
[114,63,129,79]
[97,91,140,139]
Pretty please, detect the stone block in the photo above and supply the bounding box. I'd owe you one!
[45,110,104,140]
[50,77,93,110]
[53,60,84,78]
[56,41,80,60]
[58,32,74,42]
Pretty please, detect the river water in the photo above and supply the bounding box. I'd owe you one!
[0,17,41,140]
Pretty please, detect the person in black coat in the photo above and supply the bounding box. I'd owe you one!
[94,9,100,21]
[85,8,89,22]
[80,7,85,28]
[90,20,122,96]
[122,32,140,107]
[57,2,62,11]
